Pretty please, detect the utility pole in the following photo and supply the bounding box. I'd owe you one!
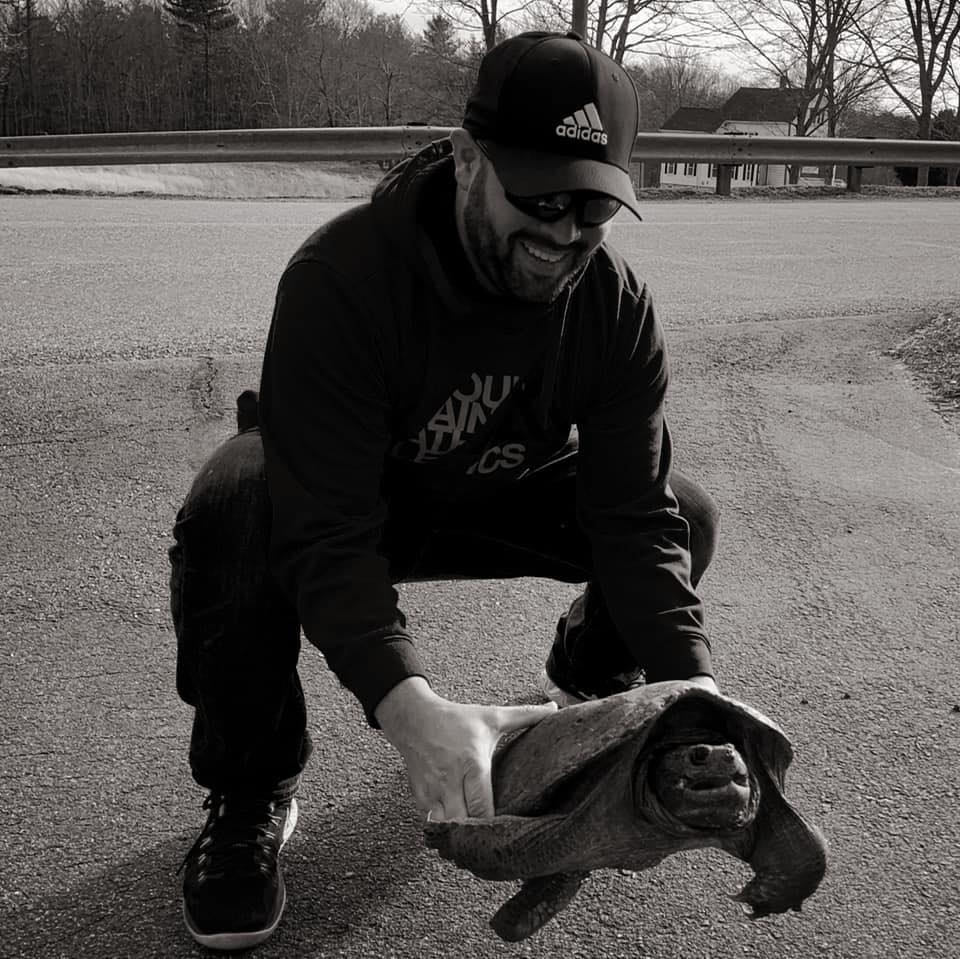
[571,0,588,38]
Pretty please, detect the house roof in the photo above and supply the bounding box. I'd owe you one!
[661,107,722,132]
[720,87,798,123]
[659,88,800,133]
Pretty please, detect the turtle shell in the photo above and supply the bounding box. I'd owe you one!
[492,680,793,815]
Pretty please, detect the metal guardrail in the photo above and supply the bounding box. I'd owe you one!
[1,127,444,166]
[3,126,960,192]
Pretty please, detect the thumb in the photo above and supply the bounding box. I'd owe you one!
[493,701,559,734]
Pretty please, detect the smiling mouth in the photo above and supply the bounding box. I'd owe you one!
[519,239,568,265]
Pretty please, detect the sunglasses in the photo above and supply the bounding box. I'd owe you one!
[474,139,622,227]
[504,190,622,227]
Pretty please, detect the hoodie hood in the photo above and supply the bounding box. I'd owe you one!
[371,138,576,425]
[371,138,554,327]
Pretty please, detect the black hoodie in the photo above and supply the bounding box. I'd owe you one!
[259,140,712,723]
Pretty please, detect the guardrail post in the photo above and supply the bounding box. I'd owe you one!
[846,165,865,193]
[715,164,733,196]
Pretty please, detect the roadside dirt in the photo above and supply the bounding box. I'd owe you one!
[886,310,960,433]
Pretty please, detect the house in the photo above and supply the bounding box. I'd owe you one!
[659,87,826,189]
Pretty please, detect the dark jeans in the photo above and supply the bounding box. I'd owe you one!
[169,405,719,800]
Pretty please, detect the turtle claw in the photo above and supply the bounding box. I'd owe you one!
[423,819,459,862]
[731,890,763,918]
[490,872,590,941]
[730,883,808,919]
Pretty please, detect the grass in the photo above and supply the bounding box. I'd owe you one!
[0,161,384,198]
[886,311,960,429]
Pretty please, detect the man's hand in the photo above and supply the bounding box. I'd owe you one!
[374,677,557,822]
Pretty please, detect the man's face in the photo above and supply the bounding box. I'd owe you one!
[458,152,613,304]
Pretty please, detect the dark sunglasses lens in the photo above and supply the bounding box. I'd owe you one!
[509,194,569,222]
[582,196,621,225]
[508,192,620,226]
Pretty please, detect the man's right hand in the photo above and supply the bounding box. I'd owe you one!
[374,676,557,822]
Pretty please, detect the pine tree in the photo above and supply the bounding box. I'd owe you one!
[421,14,457,60]
[163,0,238,126]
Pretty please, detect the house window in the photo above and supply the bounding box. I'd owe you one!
[740,163,756,183]
[708,164,717,178]
[684,163,697,176]
[663,162,677,175]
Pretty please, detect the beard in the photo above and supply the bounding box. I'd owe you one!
[461,164,594,304]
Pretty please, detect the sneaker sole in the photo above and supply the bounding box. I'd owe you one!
[538,667,590,708]
[182,798,299,952]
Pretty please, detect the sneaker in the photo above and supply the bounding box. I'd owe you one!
[180,793,298,951]
[540,645,644,708]
[539,666,590,707]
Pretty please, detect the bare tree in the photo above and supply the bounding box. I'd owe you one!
[405,13,477,123]
[247,0,327,126]
[350,13,412,124]
[415,0,542,51]
[595,0,690,62]
[0,0,23,134]
[707,0,886,140]
[164,0,239,126]
[515,0,711,64]
[0,0,40,134]
[631,43,737,127]
[856,0,960,183]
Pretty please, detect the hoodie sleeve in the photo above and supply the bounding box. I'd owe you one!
[258,260,426,724]
[576,282,713,682]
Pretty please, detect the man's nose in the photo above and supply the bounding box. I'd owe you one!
[539,211,581,245]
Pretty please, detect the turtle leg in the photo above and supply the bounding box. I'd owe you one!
[424,814,569,880]
[490,871,590,941]
[728,770,828,917]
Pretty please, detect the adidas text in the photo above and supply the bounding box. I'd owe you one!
[555,123,608,145]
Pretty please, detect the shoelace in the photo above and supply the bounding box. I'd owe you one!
[177,793,285,880]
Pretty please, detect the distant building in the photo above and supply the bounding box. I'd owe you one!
[659,87,826,189]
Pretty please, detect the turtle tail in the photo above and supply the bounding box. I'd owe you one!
[731,768,828,918]
[490,871,590,941]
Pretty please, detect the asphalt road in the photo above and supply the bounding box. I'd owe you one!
[2,195,959,959]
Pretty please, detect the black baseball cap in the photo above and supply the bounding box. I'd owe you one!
[463,32,642,220]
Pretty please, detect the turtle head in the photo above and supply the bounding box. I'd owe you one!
[637,699,761,833]
[648,741,756,830]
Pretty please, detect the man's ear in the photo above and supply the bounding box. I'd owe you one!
[450,128,482,190]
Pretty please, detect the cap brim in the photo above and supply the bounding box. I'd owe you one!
[480,142,642,221]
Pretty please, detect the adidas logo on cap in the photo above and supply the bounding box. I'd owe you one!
[555,102,608,145]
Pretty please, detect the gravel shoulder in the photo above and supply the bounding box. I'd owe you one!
[886,310,960,433]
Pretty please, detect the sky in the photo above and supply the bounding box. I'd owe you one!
[370,0,431,34]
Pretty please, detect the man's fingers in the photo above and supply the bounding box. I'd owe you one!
[494,701,559,734]
[422,768,494,821]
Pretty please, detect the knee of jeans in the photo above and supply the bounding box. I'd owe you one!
[176,431,269,540]
[688,495,720,584]
[700,493,721,548]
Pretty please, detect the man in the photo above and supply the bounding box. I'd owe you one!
[169,31,720,951]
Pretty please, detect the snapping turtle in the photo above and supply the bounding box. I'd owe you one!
[425,680,827,941]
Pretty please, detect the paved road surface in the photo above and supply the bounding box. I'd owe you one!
[2,196,959,958]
